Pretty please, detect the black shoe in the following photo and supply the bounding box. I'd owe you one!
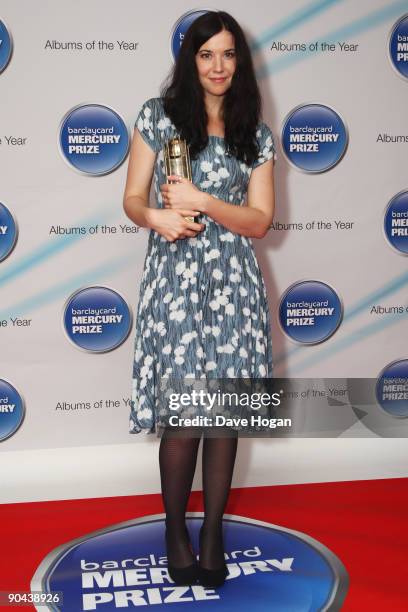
[165,527,199,586]
[198,524,229,587]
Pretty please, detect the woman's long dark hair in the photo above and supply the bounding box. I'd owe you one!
[160,11,261,165]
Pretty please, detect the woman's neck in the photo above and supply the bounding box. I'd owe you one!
[204,92,224,121]
[204,94,225,136]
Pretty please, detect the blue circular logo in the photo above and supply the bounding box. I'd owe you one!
[31,513,349,610]
[282,104,348,173]
[171,9,209,60]
[0,379,25,442]
[376,359,408,417]
[384,190,408,255]
[0,19,13,74]
[59,104,130,175]
[0,202,18,262]
[389,14,408,80]
[63,286,132,352]
[279,280,343,344]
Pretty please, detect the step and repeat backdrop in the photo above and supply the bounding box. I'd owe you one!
[1,0,408,454]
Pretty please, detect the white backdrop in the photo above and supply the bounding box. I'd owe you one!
[1,0,407,503]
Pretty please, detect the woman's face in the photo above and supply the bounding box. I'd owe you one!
[195,29,236,98]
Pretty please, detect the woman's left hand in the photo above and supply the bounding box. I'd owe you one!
[160,175,207,212]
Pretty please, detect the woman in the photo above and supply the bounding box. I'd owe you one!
[123,11,276,588]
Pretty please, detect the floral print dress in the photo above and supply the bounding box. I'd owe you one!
[129,97,276,434]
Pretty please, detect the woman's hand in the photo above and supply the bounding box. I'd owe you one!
[160,175,207,212]
[148,208,205,242]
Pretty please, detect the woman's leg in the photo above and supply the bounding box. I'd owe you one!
[200,428,238,569]
[159,426,202,568]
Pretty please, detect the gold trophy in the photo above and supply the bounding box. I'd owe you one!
[163,137,195,223]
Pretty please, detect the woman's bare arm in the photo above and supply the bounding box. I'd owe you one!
[122,129,157,228]
[162,159,275,239]
[200,159,275,239]
[123,129,205,240]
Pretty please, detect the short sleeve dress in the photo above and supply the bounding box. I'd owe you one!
[129,97,277,435]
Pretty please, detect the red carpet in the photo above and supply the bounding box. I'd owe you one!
[0,478,407,610]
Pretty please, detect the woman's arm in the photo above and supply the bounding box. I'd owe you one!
[123,129,157,228]
[162,159,275,239]
[200,159,275,239]
[123,129,204,240]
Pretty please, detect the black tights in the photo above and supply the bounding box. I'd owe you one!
[159,427,238,569]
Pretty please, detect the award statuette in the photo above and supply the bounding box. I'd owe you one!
[163,137,195,223]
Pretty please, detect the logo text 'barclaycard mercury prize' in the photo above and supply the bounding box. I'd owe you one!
[31,514,349,610]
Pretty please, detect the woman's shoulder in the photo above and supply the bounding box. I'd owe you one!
[252,120,277,167]
[138,96,163,116]
[139,97,175,127]
[135,97,175,153]
[255,120,274,141]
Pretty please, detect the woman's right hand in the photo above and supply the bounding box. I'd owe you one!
[148,208,205,242]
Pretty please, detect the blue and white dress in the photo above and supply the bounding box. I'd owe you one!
[129,97,276,434]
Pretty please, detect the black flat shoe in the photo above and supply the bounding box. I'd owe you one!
[165,528,199,586]
[198,524,229,587]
